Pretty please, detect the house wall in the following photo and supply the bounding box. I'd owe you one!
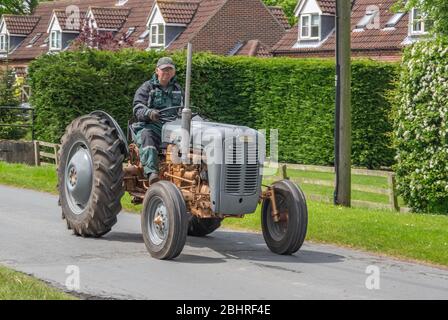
[192,0,286,55]
[0,20,7,34]
[149,5,165,25]
[300,0,322,15]
[51,16,61,32]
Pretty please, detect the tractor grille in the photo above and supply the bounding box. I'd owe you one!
[224,137,259,195]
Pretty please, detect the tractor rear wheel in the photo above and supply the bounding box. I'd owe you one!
[187,217,222,237]
[261,180,308,255]
[141,181,189,260]
[58,114,125,237]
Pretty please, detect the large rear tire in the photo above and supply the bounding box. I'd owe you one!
[187,217,222,237]
[141,181,189,260]
[261,180,308,255]
[58,114,125,237]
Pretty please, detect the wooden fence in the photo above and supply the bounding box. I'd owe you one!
[33,141,59,166]
[266,163,410,213]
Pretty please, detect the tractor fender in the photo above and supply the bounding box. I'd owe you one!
[89,110,129,155]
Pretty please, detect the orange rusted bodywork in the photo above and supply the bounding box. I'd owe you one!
[123,143,273,219]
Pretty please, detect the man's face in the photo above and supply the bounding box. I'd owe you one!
[156,67,175,87]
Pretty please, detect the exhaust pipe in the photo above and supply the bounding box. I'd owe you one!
[181,42,193,164]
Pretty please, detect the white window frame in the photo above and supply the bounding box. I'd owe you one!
[150,23,165,47]
[0,34,8,52]
[50,30,62,50]
[300,13,320,40]
[410,8,427,35]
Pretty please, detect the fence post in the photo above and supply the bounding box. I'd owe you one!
[54,145,59,167]
[388,173,399,212]
[33,141,40,166]
[281,164,289,180]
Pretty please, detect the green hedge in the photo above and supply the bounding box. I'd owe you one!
[28,49,398,168]
[393,37,448,214]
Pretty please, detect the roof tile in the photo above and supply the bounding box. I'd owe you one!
[268,6,290,30]
[235,39,272,57]
[89,6,130,30]
[273,0,410,56]
[2,15,40,35]
[53,10,87,31]
[157,0,199,25]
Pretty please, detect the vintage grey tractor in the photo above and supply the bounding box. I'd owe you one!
[57,108,308,260]
[57,47,307,260]
[58,111,308,259]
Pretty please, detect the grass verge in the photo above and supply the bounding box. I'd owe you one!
[0,265,77,300]
[1,161,447,267]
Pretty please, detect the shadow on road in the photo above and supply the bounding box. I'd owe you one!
[180,230,346,265]
[101,232,144,244]
[99,230,345,265]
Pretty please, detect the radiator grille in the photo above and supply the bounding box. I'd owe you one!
[224,137,259,195]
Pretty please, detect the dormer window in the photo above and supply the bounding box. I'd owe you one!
[150,24,164,47]
[0,34,8,52]
[124,27,136,40]
[300,13,319,39]
[50,30,61,50]
[356,9,378,30]
[116,0,128,6]
[26,32,42,48]
[385,12,405,28]
[410,8,427,35]
[136,29,150,43]
[40,36,49,47]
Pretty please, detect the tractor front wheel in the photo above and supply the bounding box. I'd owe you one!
[261,180,308,255]
[141,181,189,260]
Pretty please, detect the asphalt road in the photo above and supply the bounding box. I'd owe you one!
[0,185,447,300]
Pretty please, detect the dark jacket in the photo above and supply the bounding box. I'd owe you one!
[133,74,184,126]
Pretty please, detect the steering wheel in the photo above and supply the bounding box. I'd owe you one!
[158,106,182,123]
[157,106,202,123]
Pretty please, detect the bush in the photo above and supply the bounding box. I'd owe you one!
[28,49,398,168]
[393,37,448,214]
[0,67,26,140]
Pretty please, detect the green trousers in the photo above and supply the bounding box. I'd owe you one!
[135,125,161,177]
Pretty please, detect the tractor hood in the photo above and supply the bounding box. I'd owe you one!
[161,117,264,152]
[162,116,266,215]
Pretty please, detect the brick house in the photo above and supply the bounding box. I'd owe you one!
[0,0,290,73]
[272,0,429,61]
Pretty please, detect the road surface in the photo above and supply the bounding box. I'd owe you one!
[0,185,447,299]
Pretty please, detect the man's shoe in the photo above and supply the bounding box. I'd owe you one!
[148,172,160,185]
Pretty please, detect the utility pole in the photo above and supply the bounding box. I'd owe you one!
[334,0,352,207]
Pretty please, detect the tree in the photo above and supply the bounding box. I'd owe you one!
[395,0,448,36]
[0,0,42,15]
[0,67,27,140]
[70,25,135,51]
[262,0,298,25]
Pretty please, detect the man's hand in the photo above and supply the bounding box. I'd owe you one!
[148,109,160,122]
